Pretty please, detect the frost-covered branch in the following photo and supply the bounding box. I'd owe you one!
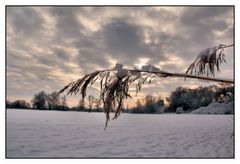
[59,61,233,128]
[186,44,234,77]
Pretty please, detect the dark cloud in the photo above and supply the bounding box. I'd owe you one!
[100,18,167,66]
[77,48,111,72]
[179,7,233,44]
[164,6,234,67]
[48,7,85,39]
[180,7,232,24]
[7,7,45,38]
[102,19,146,56]
[53,48,70,61]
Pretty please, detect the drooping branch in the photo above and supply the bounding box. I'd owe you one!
[59,64,233,129]
[59,43,234,128]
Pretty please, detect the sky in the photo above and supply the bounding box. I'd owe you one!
[6,6,234,107]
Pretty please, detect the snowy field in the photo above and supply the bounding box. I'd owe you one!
[6,109,234,158]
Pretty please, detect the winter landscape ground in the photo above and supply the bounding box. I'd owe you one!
[6,109,234,158]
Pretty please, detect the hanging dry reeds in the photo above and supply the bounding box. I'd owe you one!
[59,66,165,129]
[186,44,234,77]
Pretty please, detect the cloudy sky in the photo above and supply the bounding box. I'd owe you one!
[6,6,234,107]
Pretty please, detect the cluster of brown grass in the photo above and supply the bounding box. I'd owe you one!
[186,44,234,77]
[59,69,161,128]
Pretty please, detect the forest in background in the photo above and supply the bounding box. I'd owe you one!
[6,84,234,114]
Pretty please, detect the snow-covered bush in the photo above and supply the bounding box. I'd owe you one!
[191,101,233,114]
[156,106,164,114]
[7,100,31,109]
[176,107,184,114]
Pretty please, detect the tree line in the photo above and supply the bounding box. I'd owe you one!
[6,84,233,113]
[6,91,69,111]
[165,84,234,113]
[6,90,164,113]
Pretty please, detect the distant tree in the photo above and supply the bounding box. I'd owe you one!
[196,87,214,107]
[214,85,234,103]
[48,91,60,110]
[155,96,165,113]
[122,103,132,113]
[130,96,164,114]
[144,95,156,113]
[6,100,12,108]
[88,95,95,112]
[155,96,164,106]
[130,99,144,113]
[32,91,48,109]
[8,100,31,109]
[165,85,232,113]
[78,98,85,111]
[57,95,70,111]
[136,99,142,108]
[61,95,67,107]
[125,103,129,113]
[94,98,101,112]
[166,87,192,112]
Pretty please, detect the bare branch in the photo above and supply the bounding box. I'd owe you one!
[59,64,233,128]
[59,44,234,128]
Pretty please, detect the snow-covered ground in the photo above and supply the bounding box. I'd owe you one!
[6,109,234,158]
[191,102,233,114]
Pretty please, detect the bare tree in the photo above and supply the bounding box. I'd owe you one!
[48,92,60,110]
[88,95,95,112]
[32,91,48,110]
[144,95,156,113]
[94,98,101,112]
[78,98,85,111]
[61,95,67,106]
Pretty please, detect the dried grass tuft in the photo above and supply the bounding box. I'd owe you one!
[186,44,233,77]
[59,69,158,128]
